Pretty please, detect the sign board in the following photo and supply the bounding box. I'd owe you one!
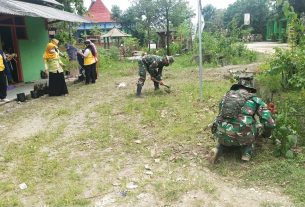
[244,13,250,25]
[149,43,156,49]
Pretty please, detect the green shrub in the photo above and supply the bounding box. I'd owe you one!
[268,47,305,89]
[193,32,257,66]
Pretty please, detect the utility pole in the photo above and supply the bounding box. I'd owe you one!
[198,0,203,100]
[165,0,171,55]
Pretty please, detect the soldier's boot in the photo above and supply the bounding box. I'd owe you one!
[241,144,253,162]
[241,154,251,162]
[136,84,143,97]
[154,81,160,90]
[208,145,223,164]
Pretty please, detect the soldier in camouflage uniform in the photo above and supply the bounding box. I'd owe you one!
[209,75,275,163]
[136,54,174,97]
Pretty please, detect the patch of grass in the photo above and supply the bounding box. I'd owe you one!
[153,170,217,203]
[53,108,72,117]
[0,196,21,207]
[87,129,111,147]
[260,201,287,207]
[47,185,90,206]
[94,103,113,116]
[101,59,136,77]
[0,181,15,193]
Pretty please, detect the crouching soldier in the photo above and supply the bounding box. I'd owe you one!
[136,54,174,97]
[208,75,275,163]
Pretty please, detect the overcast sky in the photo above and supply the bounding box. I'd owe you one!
[84,0,237,12]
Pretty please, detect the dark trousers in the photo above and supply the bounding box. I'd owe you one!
[0,71,7,99]
[84,63,96,84]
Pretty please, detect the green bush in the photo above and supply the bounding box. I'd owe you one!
[272,103,299,158]
[170,42,183,55]
[193,32,257,66]
[268,47,305,89]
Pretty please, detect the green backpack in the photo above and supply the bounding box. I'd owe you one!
[220,90,253,119]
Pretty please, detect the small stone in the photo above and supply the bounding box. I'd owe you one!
[144,164,151,170]
[120,191,127,197]
[126,182,138,189]
[117,82,127,88]
[134,140,142,144]
[19,183,27,190]
[144,171,153,175]
[112,182,120,186]
[154,159,160,163]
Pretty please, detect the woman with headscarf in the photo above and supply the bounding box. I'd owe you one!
[43,39,68,96]
[77,40,97,84]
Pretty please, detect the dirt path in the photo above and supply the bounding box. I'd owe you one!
[0,63,294,207]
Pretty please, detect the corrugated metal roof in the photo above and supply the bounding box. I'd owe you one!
[0,0,88,23]
[15,0,63,7]
[39,0,63,6]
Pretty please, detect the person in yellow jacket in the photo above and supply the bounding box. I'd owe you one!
[77,40,97,84]
[43,39,68,96]
[0,49,9,102]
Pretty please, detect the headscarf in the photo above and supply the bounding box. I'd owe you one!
[85,39,98,60]
[43,39,59,60]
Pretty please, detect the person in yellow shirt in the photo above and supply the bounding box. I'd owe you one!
[77,40,97,84]
[43,39,68,96]
[0,49,9,102]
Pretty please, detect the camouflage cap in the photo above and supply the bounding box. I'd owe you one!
[231,75,256,93]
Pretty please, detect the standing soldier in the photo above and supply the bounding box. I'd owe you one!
[209,75,276,163]
[136,54,174,97]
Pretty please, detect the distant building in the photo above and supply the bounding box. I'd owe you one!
[77,0,121,39]
[266,14,288,42]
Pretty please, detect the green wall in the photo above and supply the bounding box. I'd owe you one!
[19,17,49,82]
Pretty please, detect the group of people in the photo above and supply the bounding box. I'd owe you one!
[3,37,276,163]
[43,38,98,96]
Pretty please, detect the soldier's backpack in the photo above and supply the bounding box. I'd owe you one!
[220,90,253,119]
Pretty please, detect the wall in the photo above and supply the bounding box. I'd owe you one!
[19,17,49,82]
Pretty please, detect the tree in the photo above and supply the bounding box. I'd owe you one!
[202,5,225,33]
[224,0,270,37]
[132,0,158,51]
[202,4,216,23]
[118,7,146,46]
[288,0,305,15]
[111,5,122,22]
[156,0,194,55]
[56,0,86,15]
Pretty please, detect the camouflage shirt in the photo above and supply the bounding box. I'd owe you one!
[141,55,165,70]
[214,88,275,146]
[139,55,166,80]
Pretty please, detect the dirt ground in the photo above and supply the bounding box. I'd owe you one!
[0,63,294,207]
